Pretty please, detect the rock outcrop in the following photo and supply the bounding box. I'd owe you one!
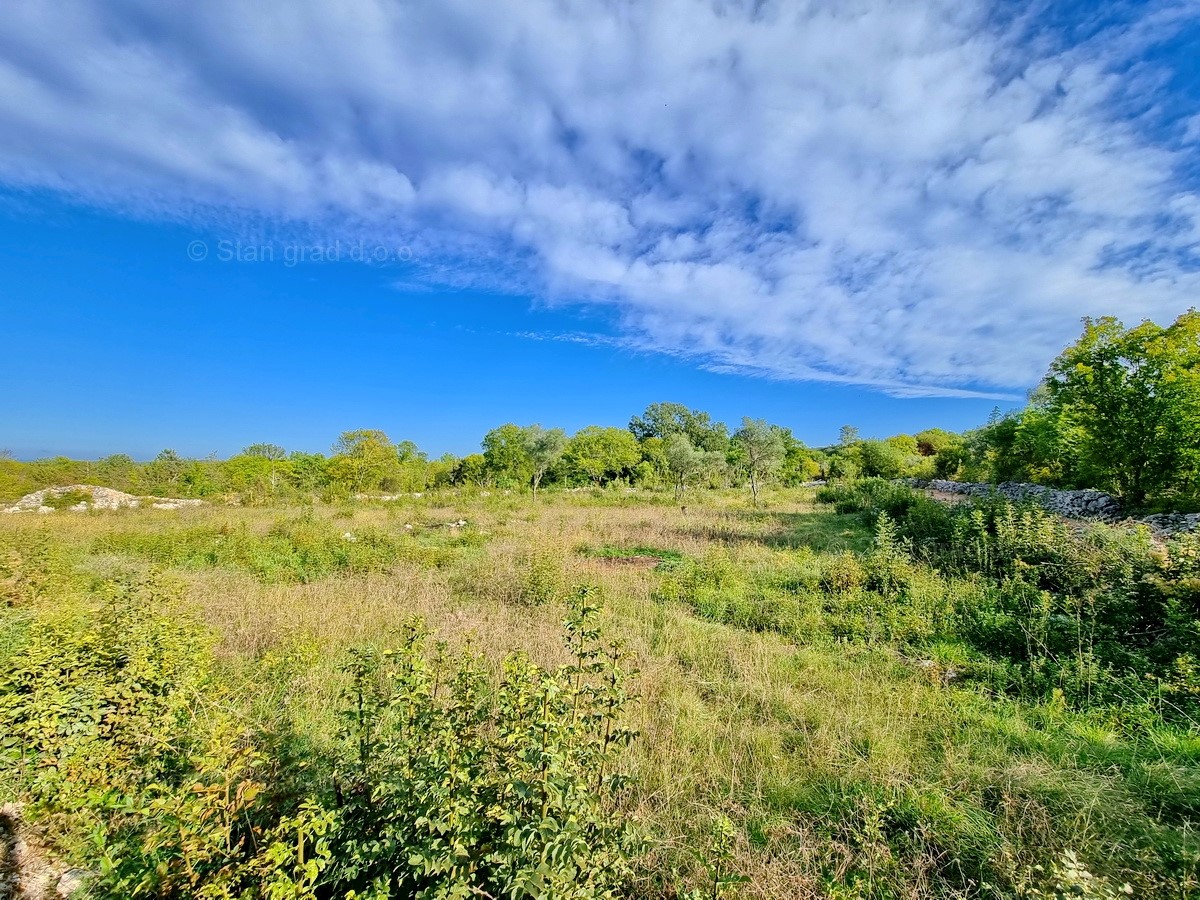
[2,485,205,514]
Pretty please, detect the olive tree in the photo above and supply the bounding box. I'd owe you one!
[732,418,785,506]
[664,433,723,500]
[525,425,567,497]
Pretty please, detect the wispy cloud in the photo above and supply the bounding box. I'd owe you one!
[1,0,1197,396]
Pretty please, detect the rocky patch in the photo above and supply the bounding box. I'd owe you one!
[1140,512,1200,538]
[0,803,86,899]
[2,485,205,515]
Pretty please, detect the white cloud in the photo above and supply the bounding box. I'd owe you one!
[0,0,1197,395]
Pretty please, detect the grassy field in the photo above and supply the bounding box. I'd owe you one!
[3,486,1198,898]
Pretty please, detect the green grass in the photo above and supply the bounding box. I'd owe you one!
[90,514,487,582]
[579,543,685,560]
[3,487,1199,898]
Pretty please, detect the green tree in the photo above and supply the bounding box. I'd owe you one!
[1043,312,1200,503]
[288,452,329,495]
[95,454,138,492]
[856,440,905,480]
[913,428,966,479]
[524,425,567,497]
[427,453,460,489]
[145,449,185,494]
[244,443,286,461]
[482,424,534,489]
[563,426,641,485]
[629,402,729,452]
[732,418,786,505]
[454,453,488,487]
[394,440,430,492]
[329,430,399,494]
[775,428,822,485]
[913,428,956,457]
[222,454,276,500]
[243,443,287,492]
[664,433,724,500]
[636,436,669,487]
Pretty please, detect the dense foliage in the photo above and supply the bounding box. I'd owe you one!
[0,404,832,506]
[5,480,1200,898]
[0,570,640,899]
[818,479,1200,720]
[964,311,1200,508]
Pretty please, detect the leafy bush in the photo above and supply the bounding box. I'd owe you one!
[827,483,1200,717]
[325,588,641,898]
[40,488,92,510]
[1017,851,1133,899]
[816,478,937,524]
[0,572,643,899]
[0,573,324,898]
[0,530,76,607]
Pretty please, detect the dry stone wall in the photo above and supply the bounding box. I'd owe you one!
[925,479,1122,520]
[917,479,1199,537]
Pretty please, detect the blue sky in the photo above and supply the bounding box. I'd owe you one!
[0,0,1197,459]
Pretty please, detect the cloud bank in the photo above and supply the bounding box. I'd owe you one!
[1,0,1197,396]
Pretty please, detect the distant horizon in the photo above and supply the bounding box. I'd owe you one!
[0,391,1008,463]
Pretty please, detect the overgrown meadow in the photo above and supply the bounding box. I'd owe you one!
[3,483,1199,898]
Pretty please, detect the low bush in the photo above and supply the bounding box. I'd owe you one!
[326,590,641,898]
[0,573,323,898]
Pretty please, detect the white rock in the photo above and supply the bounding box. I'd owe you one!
[3,485,205,515]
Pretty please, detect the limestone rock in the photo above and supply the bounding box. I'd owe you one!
[3,485,205,514]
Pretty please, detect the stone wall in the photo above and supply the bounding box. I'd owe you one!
[916,479,1200,537]
[924,479,1123,520]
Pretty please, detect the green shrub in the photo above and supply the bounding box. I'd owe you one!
[0,574,643,899]
[817,552,867,595]
[41,488,92,510]
[0,530,77,607]
[325,588,641,898]
[1017,851,1133,899]
[519,545,569,605]
[0,573,324,898]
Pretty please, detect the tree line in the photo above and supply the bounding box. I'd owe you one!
[0,403,968,506]
[0,411,816,505]
[964,311,1200,508]
[3,311,1197,508]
